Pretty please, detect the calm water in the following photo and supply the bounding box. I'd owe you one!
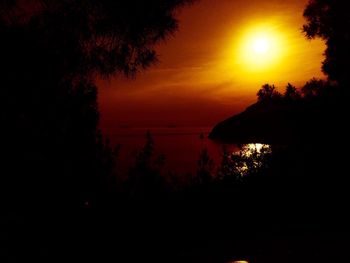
[106,127,239,176]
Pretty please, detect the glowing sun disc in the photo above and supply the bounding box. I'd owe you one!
[252,38,269,54]
[233,24,286,71]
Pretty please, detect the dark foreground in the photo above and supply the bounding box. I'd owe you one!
[2,177,349,263]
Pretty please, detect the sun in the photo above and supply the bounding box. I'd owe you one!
[252,37,270,54]
[233,24,287,72]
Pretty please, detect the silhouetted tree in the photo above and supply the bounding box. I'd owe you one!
[303,0,350,84]
[301,78,327,98]
[1,0,194,78]
[126,131,166,198]
[217,146,233,180]
[196,148,215,184]
[257,84,282,102]
[284,83,301,101]
[0,0,194,209]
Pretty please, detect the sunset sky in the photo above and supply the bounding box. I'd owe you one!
[98,0,325,131]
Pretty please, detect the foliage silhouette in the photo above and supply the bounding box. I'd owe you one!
[301,77,328,98]
[126,131,166,199]
[284,83,301,101]
[1,0,194,78]
[0,0,194,210]
[216,144,272,183]
[257,84,277,102]
[196,147,215,184]
[303,0,350,85]
[257,83,284,103]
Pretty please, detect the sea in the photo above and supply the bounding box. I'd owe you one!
[105,126,239,176]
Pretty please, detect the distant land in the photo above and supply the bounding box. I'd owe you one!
[209,100,303,144]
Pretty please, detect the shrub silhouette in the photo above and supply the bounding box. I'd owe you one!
[196,147,215,184]
[126,131,166,199]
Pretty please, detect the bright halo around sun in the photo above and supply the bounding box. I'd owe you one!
[235,24,287,72]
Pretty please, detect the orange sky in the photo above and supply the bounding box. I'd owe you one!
[98,0,325,131]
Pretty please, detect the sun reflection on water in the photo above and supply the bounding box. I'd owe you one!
[244,143,271,156]
[232,143,272,176]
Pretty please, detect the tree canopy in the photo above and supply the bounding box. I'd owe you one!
[303,0,350,84]
[0,0,194,209]
[1,0,194,79]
